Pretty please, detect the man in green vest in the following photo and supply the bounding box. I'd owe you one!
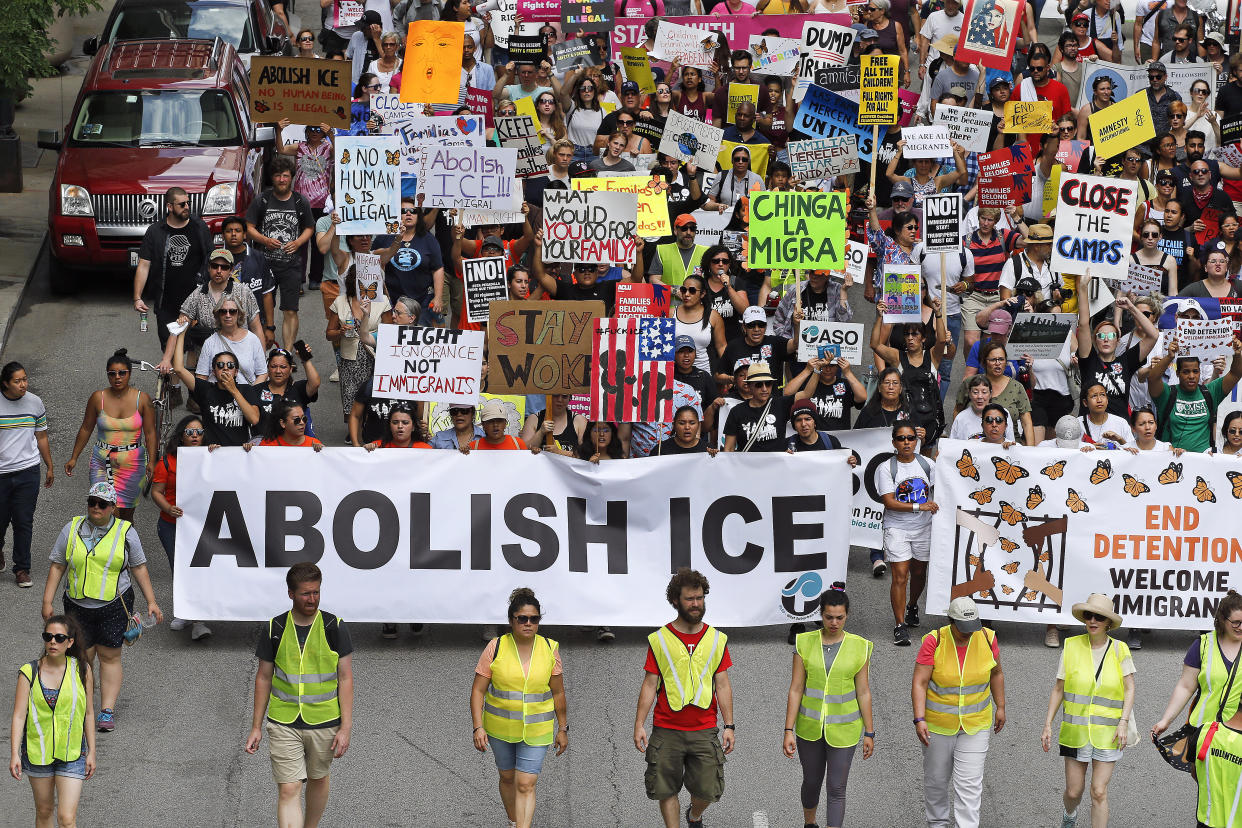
[245,562,354,828]
[635,568,734,828]
[649,214,707,289]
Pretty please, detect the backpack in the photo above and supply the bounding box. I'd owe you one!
[888,454,933,488]
[1156,383,1217,451]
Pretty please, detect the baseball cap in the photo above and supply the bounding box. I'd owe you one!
[742,306,767,325]
[948,85,968,100]
[361,9,382,26]
[790,399,817,420]
[733,358,751,375]
[481,235,505,252]
[1156,170,1176,184]
[989,75,1012,90]
[947,597,983,633]
[674,213,698,228]
[1015,276,1043,294]
[568,161,595,178]
[860,28,879,39]
[891,181,916,199]
[479,399,508,422]
[675,335,697,352]
[1054,414,1083,448]
[985,309,1013,334]
[209,248,234,265]
[851,22,868,32]
[87,482,117,503]
[620,81,640,94]
[746,361,775,383]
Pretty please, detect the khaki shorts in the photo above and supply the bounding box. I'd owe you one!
[644,726,725,803]
[960,291,1000,332]
[266,721,337,783]
[320,280,340,319]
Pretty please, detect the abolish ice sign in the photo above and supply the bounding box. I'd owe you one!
[1051,173,1138,281]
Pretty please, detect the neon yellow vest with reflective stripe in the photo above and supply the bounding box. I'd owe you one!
[19,658,86,765]
[924,625,996,736]
[64,516,130,602]
[1059,635,1130,749]
[482,633,558,746]
[1197,721,1242,827]
[268,612,340,726]
[657,243,706,288]
[794,630,872,746]
[1192,632,1241,727]
[648,624,727,712]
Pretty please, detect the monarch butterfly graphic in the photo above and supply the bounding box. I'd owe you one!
[1041,460,1066,480]
[969,487,996,505]
[978,590,993,600]
[358,281,379,300]
[998,501,1026,526]
[1194,476,1217,503]
[1066,488,1089,513]
[1023,589,1040,600]
[334,106,347,121]
[1228,471,1242,499]
[1039,550,1051,562]
[343,192,356,204]
[1001,585,1015,595]
[999,537,1018,553]
[339,148,351,164]
[1026,485,1044,509]
[957,449,979,481]
[1158,462,1184,485]
[385,149,401,166]
[647,175,668,194]
[1000,561,1021,574]
[969,554,982,565]
[385,221,400,234]
[1089,459,1112,485]
[255,99,270,113]
[1121,474,1150,498]
[992,456,1029,485]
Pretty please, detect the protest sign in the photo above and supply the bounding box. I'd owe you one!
[726,83,760,124]
[1176,318,1236,363]
[354,253,383,300]
[461,208,524,228]
[562,0,613,33]
[610,12,854,53]
[619,47,657,94]
[1003,99,1053,134]
[923,193,963,253]
[1088,90,1156,159]
[462,256,509,324]
[590,317,676,422]
[495,115,548,178]
[787,136,860,180]
[400,22,466,104]
[653,21,718,66]
[748,191,847,270]
[1055,139,1089,171]
[333,0,363,27]
[977,175,1028,208]
[551,38,606,72]
[371,325,485,404]
[249,57,351,129]
[418,146,520,209]
[518,0,558,22]
[826,427,892,549]
[335,135,401,235]
[813,63,862,93]
[1120,262,1163,296]
[1041,164,1063,219]
[373,100,486,173]
[932,104,991,154]
[615,283,673,318]
[428,394,524,438]
[901,126,952,159]
[717,141,769,177]
[175,448,851,625]
[690,208,732,246]
[749,35,801,77]
[954,0,1026,70]
[572,176,671,237]
[928,439,1242,630]
[844,239,868,285]
[858,55,899,126]
[796,22,857,99]
[1005,313,1077,360]
[487,0,518,48]
[882,264,921,323]
[465,86,495,129]
[507,34,548,63]
[797,322,864,362]
[486,300,606,394]
[793,85,886,161]
[542,190,639,265]
[659,110,725,168]
[1051,173,1138,281]
[1221,113,1242,149]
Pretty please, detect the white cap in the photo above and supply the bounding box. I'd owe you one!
[946,596,982,633]
[1054,415,1082,449]
[742,306,767,325]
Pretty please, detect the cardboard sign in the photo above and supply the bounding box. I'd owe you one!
[562,0,613,34]
[400,21,466,105]
[572,176,671,237]
[1088,90,1156,160]
[726,83,760,124]
[372,325,485,405]
[418,146,521,209]
[1176,317,1236,363]
[1003,100,1053,134]
[589,317,676,423]
[748,35,801,77]
[787,136,860,180]
[486,300,606,394]
[932,104,991,154]
[1005,313,1077,360]
[882,264,921,323]
[551,39,606,72]
[615,283,672,318]
[658,110,725,168]
[335,135,402,235]
[923,193,963,254]
[249,57,352,129]
[462,256,509,324]
[859,55,900,126]
[1051,173,1139,281]
[796,321,864,362]
[793,85,886,162]
[901,126,952,159]
[954,0,1026,70]
[653,20,718,67]
[748,191,847,270]
[619,47,657,95]
[495,115,547,178]
[1120,262,1163,296]
[542,189,639,265]
[355,253,384,300]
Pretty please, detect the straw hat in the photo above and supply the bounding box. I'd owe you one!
[1071,593,1122,630]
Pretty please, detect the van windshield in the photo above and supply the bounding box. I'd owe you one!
[70,90,242,147]
[107,3,255,53]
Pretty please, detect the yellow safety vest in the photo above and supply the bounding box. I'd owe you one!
[1197,721,1242,827]
[19,658,86,765]
[267,611,341,727]
[794,630,872,746]
[924,625,996,736]
[1059,635,1130,749]
[64,516,130,602]
[657,243,706,288]
[648,624,727,712]
[482,633,559,746]
[1192,632,1242,727]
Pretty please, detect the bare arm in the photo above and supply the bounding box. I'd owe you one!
[912,661,932,744]
[132,259,151,313]
[634,671,660,750]
[333,653,353,757]
[127,562,163,623]
[41,562,66,621]
[245,660,274,753]
[1154,664,1201,735]
[714,669,734,752]
[64,392,101,476]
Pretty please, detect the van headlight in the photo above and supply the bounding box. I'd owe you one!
[202,183,236,215]
[60,185,93,216]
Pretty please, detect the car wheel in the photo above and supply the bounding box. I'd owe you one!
[47,249,79,295]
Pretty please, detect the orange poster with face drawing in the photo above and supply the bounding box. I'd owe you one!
[400,21,466,105]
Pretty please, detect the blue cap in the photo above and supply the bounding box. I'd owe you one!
[675,335,696,351]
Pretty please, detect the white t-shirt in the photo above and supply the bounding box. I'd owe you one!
[920,11,964,65]
[565,106,604,148]
[877,457,934,531]
[916,243,975,317]
[1081,412,1136,445]
[950,407,1016,441]
[1136,0,1161,46]
[999,253,1057,295]
[198,331,267,386]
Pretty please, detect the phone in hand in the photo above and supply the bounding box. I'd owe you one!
[293,339,312,360]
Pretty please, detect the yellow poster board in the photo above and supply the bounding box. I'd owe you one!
[717,141,770,177]
[620,47,656,95]
[1088,90,1156,160]
[726,83,760,124]
[1042,164,1062,218]
[1003,100,1054,134]
[572,176,672,237]
[514,95,544,143]
[859,55,899,126]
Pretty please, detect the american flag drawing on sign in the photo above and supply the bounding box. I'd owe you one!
[590,317,676,423]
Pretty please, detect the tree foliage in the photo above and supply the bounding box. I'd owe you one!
[0,0,102,98]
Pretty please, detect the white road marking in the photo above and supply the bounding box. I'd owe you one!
[753,811,769,828]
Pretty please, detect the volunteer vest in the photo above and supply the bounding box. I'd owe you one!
[1197,721,1242,827]
[794,630,872,746]
[657,243,706,287]
[19,658,86,765]
[648,624,727,712]
[924,625,996,736]
[482,633,559,746]
[1191,632,1241,726]
[268,611,341,726]
[64,516,130,602]
[1059,635,1130,749]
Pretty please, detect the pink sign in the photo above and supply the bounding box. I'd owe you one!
[610,13,851,52]
[615,283,672,318]
[466,86,495,129]
[518,0,560,22]
[334,0,364,27]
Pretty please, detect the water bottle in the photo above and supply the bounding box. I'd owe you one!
[139,311,148,333]
[862,365,878,399]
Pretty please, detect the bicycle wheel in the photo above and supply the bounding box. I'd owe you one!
[153,373,172,460]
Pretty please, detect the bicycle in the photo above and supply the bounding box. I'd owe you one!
[135,360,173,462]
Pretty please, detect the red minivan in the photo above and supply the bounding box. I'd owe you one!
[39,38,273,292]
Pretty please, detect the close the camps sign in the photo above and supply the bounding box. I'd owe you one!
[1051,173,1138,280]
[173,448,852,626]
[748,191,847,270]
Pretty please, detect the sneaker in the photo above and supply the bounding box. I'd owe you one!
[329,369,340,383]
[169,617,188,631]
[410,623,425,635]
[97,709,115,732]
[872,559,887,578]
[15,570,32,588]
[788,622,806,645]
[905,603,920,628]
[894,623,911,646]
[1061,811,1078,828]
[1045,626,1060,648]
[481,624,498,641]
[1127,628,1143,650]
[685,805,703,828]
[191,622,212,641]
[597,626,615,643]
[382,623,398,639]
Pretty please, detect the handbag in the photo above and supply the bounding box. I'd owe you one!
[120,589,144,647]
[1156,637,1241,777]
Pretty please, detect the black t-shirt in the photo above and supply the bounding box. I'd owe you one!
[191,381,254,446]
[254,611,353,730]
[374,232,443,301]
[139,221,205,313]
[787,431,843,452]
[854,404,912,430]
[353,382,401,444]
[231,246,275,322]
[554,278,617,315]
[658,436,710,454]
[596,107,639,136]
[785,285,844,376]
[1078,344,1141,418]
[724,395,792,452]
[719,334,789,380]
[247,379,318,435]
[673,366,720,414]
[245,190,314,268]
[808,377,862,431]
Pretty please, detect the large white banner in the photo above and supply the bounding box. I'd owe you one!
[928,439,1242,630]
[828,427,894,550]
[174,449,852,625]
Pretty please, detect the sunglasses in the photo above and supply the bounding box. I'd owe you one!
[983,416,1006,424]
[42,633,70,643]
[679,285,700,294]
[1080,611,1108,623]
[894,434,917,442]
[307,126,324,132]
[1193,87,1210,94]
[1072,19,1087,24]
[366,83,382,91]
[299,35,315,42]
[617,119,635,125]
[750,380,774,387]
[86,497,112,509]
[1059,125,1075,132]
[1141,310,1157,319]
[174,200,189,208]
[287,415,307,424]
[1193,168,1211,174]
[449,408,474,415]
[744,321,766,328]
[513,614,541,624]
[1229,428,1242,435]
[214,362,237,370]
[1174,36,1189,42]
[1029,64,1047,71]
[401,207,417,214]
[733,156,750,163]
[710,256,731,264]
[1124,157,1141,163]
[184,427,204,436]
[1096,332,1118,340]
[679,225,697,231]
[209,262,231,270]
[107,369,129,377]
[216,307,239,315]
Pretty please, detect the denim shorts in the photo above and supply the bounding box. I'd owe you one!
[491,738,550,774]
[22,749,87,779]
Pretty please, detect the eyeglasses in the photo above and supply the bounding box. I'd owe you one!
[679,285,700,294]
[216,307,239,315]
[106,369,129,377]
[985,356,1007,363]
[401,207,417,214]
[86,497,111,509]
[214,361,237,370]
[1229,618,1242,628]
[750,380,774,387]
[184,427,204,436]
[894,434,917,442]
[299,35,315,42]
[366,83,382,91]
[1124,156,1141,163]
[983,416,1006,424]
[1096,332,1118,341]
[209,262,231,270]
[449,407,474,415]
[1081,611,1108,622]
[710,256,731,263]
[41,633,70,643]
[513,614,541,624]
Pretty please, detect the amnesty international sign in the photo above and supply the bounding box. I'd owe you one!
[1088,91,1156,160]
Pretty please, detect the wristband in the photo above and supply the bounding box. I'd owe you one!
[784,728,794,732]
[864,731,876,739]
[913,717,925,724]
[912,502,919,512]
[473,726,483,732]
[723,724,735,730]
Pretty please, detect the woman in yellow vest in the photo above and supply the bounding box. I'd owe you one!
[470,588,568,828]
[782,583,875,828]
[1040,594,1136,828]
[9,616,96,828]
[1154,591,1242,747]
